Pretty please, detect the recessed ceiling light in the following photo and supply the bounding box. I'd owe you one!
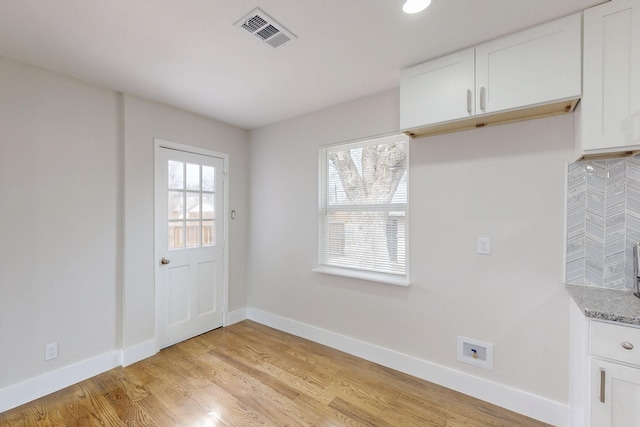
[403,0,431,14]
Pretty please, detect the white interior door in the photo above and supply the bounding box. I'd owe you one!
[155,144,225,348]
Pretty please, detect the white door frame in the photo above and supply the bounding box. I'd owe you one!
[153,138,230,351]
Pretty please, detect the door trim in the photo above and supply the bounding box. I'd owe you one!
[153,138,230,351]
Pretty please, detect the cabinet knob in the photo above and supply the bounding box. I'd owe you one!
[622,342,634,350]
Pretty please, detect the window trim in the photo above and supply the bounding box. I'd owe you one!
[316,132,410,286]
[312,265,410,286]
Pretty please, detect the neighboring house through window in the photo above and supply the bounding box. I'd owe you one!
[316,133,409,286]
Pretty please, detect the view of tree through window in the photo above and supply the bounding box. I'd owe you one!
[320,134,408,277]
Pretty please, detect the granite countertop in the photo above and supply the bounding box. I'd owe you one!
[566,284,640,326]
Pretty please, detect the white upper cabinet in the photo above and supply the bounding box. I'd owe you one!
[579,0,640,159]
[400,13,582,137]
[475,13,582,115]
[400,48,475,130]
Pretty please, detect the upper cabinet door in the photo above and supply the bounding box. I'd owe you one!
[475,13,582,115]
[581,0,640,153]
[400,48,475,130]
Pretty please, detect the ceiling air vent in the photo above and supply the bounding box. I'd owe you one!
[234,8,297,48]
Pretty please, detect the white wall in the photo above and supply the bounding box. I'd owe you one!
[0,56,250,410]
[122,95,250,352]
[247,89,575,408]
[0,57,121,388]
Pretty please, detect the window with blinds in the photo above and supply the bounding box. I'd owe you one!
[317,133,409,284]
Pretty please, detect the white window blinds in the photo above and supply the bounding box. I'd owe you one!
[319,133,409,280]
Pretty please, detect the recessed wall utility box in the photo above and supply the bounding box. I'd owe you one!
[457,336,493,370]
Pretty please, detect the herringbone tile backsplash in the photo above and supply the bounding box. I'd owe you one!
[567,156,640,289]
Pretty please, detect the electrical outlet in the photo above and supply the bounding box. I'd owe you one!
[477,237,491,254]
[45,342,58,361]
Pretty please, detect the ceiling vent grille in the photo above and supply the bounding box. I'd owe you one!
[235,8,297,48]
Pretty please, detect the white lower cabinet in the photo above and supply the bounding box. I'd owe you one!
[589,320,640,426]
[591,359,640,426]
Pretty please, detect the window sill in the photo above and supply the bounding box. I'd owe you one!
[312,265,410,287]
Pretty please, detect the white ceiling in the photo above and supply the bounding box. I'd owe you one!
[0,0,605,130]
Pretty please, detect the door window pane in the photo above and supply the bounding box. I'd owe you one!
[203,166,215,191]
[186,221,200,248]
[186,163,200,190]
[186,192,200,219]
[168,191,184,219]
[203,220,215,246]
[169,222,184,250]
[202,193,214,219]
[168,161,184,189]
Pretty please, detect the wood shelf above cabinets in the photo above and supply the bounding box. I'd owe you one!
[405,98,579,140]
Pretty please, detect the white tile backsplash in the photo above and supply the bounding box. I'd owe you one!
[566,156,640,290]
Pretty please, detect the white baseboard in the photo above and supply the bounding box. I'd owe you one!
[0,350,121,413]
[1,310,569,426]
[121,338,157,367]
[246,308,570,427]
[226,308,247,326]
[0,311,248,414]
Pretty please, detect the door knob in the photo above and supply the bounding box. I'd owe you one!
[160,257,171,265]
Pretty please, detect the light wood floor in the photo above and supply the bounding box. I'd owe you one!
[0,320,552,426]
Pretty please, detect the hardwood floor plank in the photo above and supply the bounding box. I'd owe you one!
[136,362,220,423]
[212,329,334,390]
[89,374,159,426]
[147,356,250,424]
[211,350,302,401]
[136,350,259,427]
[290,393,367,427]
[70,383,124,427]
[199,336,335,402]
[93,368,151,402]
[0,320,553,427]
[191,334,335,412]
[323,371,402,420]
[328,396,412,427]
[164,340,312,426]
